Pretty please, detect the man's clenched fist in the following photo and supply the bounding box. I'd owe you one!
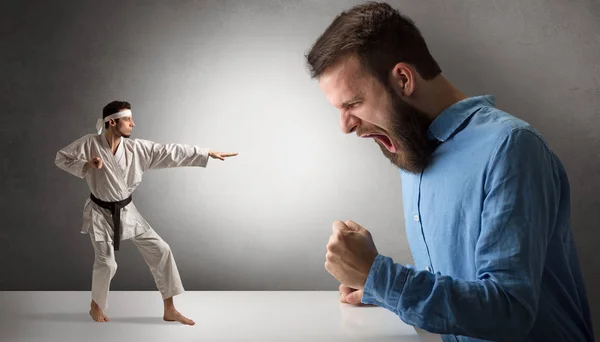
[325,220,379,290]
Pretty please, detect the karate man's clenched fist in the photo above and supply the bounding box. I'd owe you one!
[325,220,379,290]
[89,157,103,169]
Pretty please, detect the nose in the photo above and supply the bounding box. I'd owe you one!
[131,119,135,127]
[340,111,360,134]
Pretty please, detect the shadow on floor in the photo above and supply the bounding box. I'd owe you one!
[21,313,172,325]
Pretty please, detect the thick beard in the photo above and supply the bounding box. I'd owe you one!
[380,88,438,173]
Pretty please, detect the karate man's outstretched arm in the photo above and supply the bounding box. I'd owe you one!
[136,138,237,171]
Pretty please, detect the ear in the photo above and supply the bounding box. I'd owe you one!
[109,118,116,127]
[388,63,415,97]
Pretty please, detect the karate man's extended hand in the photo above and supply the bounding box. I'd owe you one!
[88,157,103,169]
[325,220,379,302]
[209,151,238,161]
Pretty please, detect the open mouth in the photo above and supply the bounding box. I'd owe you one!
[363,134,397,153]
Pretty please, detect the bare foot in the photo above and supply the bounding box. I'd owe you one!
[89,300,110,322]
[163,309,195,325]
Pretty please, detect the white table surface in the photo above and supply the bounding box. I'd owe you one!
[0,291,440,342]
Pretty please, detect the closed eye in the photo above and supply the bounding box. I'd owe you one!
[342,101,361,110]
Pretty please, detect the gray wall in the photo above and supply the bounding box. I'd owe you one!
[2,0,599,336]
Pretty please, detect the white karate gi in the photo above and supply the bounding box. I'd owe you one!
[55,133,209,310]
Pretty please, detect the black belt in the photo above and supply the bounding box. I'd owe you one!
[90,193,132,251]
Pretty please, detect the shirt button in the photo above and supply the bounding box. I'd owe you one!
[414,215,420,222]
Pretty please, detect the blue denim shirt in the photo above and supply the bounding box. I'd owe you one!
[362,95,594,342]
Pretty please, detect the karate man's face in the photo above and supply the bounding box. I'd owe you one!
[318,55,436,173]
[111,115,135,138]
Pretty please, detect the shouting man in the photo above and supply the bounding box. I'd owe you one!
[55,100,237,325]
[307,2,594,341]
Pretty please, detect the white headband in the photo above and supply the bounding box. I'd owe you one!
[95,109,133,134]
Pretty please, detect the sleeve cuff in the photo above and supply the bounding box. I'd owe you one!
[71,159,89,178]
[197,147,210,167]
[78,160,90,178]
[361,254,409,312]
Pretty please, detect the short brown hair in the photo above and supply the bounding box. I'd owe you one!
[306,2,441,86]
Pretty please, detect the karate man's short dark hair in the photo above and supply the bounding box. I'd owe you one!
[103,101,131,129]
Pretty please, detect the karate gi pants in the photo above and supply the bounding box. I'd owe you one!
[89,228,184,311]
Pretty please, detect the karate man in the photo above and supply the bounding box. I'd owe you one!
[55,100,237,325]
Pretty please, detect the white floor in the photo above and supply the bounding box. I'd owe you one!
[0,291,440,342]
